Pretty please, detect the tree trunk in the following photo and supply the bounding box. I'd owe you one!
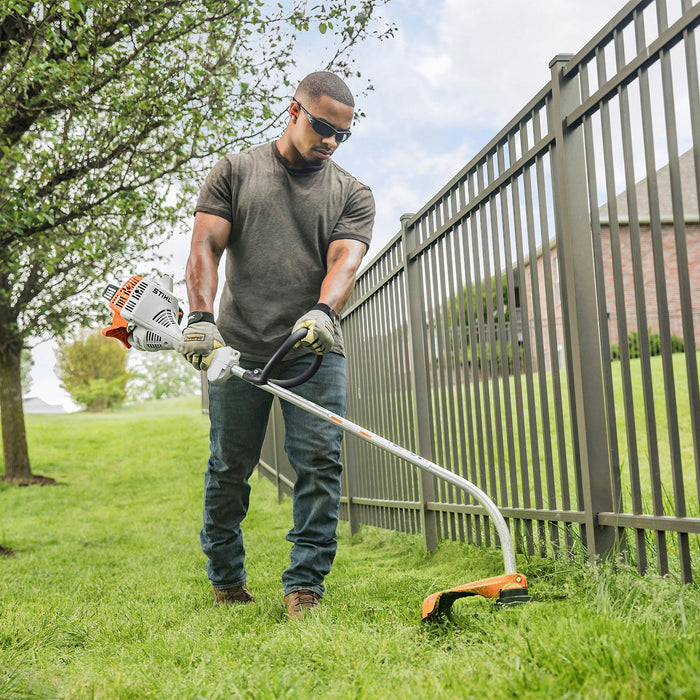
[0,344,32,481]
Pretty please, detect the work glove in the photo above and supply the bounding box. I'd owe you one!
[180,312,225,370]
[293,304,337,355]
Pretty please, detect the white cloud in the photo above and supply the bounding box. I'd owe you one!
[337,0,630,261]
[415,0,631,126]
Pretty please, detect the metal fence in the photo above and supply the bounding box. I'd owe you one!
[259,0,700,583]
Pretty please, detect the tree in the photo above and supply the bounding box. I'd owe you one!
[453,274,524,375]
[0,0,394,481]
[56,329,130,411]
[20,348,33,396]
[463,274,511,324]
[126,352,201,402]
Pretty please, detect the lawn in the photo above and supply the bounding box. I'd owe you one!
[343,349,700,569]
[1,397,700,699]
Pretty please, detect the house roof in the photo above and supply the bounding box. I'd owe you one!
[23,396,66,414]
[517,149,699,270]
[599,148,699,225]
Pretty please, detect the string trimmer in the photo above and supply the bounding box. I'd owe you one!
[102,274,531,619]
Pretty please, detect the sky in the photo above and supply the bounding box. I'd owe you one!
[28,0,630,410]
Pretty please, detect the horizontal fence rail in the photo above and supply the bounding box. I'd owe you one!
[258,0,700,583]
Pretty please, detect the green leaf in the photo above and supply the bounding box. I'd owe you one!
[1,0,395,417]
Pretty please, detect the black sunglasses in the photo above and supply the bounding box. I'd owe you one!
[294,100,352,143]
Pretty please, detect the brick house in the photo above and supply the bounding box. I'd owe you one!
[519,149,700,372]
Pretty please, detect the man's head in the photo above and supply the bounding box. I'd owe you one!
[295,71,355,108]
[278,71,355,168]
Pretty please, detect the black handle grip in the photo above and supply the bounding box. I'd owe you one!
[242,328,323,388]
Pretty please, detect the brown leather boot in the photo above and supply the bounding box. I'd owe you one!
[212,584,256,606]
[284,589,320,619]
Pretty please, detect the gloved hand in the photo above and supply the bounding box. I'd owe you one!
[180,312,225,370]
[293,304,337,355]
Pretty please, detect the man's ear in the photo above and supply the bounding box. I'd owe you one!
[289,100,300,120]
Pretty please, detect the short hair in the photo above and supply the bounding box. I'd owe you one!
[295,71,355,107]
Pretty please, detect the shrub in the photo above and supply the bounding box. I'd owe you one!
[56,330,129,410]
[611,328,684,361]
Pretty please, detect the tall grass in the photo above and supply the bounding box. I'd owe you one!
[1,398,700,699]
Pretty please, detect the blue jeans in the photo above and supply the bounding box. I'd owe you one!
[201,351,347,598]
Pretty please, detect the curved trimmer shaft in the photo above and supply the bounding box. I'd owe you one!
[225,361,531,620]
[226,362,517,573]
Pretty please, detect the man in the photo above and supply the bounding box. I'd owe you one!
[181,71,374,618]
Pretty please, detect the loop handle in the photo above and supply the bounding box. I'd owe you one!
[242,328,323,388]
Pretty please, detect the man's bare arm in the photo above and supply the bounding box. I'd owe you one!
[185,212,232,313]
[318,238,367,314]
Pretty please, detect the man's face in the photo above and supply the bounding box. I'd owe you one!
[289,94,354,165]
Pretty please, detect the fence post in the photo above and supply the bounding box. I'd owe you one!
[200,372,209,414]
[271,398,285,503]
[342,437,361,536]
[402,213,439,551]
[549,55,618,561]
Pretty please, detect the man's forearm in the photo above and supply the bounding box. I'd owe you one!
[186,212,230,314]
[186,248,219,313]
[318,267,358,314]
[318,239,366,313]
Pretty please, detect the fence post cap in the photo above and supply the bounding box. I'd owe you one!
[549,53,575,69]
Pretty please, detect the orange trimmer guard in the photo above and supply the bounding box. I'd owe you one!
[102,323,131,349]
[422,573,530,621]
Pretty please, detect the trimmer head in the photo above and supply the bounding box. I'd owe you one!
[422,573,531,621]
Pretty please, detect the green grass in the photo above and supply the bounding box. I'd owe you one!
[2,398,700,699]
[347,350,700,569]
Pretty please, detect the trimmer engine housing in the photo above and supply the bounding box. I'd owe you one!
[102,275,183,351]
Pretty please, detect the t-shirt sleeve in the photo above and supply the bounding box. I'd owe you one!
[194,157,235,222]
[330,184,375,251]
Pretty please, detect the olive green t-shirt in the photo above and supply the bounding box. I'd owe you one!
[194,142,375,362]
